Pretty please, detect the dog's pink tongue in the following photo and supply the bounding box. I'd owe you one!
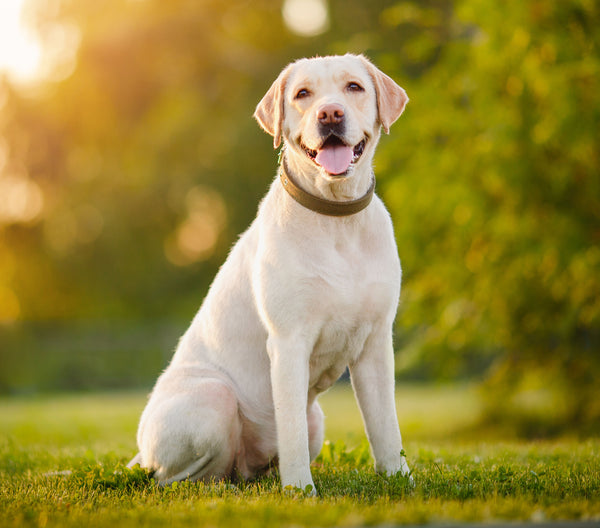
[315,144,353,175]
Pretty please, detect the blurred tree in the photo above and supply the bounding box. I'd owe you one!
[1,0,296,321]
[378,0,600,432]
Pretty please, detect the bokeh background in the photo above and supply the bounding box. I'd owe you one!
[0,0,598,436]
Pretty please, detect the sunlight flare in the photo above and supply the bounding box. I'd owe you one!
[0,0,43,84]
[282,0,329,37]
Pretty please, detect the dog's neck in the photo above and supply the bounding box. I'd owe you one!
[281,147,375,204]
[279,159,375,217]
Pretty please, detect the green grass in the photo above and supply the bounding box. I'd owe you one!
[1,384,599,527]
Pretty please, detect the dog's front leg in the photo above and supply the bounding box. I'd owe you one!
[267,335,316,494]
[349,329,410,478]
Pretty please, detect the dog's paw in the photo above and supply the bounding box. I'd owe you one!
[376,450,414,486]
[396,455,415,488]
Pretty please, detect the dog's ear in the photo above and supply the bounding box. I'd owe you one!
[254,65,291,149]
[359,55,408,134]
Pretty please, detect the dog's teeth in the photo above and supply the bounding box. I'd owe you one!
[351,139,366,163]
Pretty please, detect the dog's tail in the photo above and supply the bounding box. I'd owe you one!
[126,452,143,468]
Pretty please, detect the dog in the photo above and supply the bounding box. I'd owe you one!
[128,54,410,494]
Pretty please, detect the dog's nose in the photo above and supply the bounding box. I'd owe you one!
[317,103,345,125]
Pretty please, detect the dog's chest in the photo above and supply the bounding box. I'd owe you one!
[303,231,399,392]
[308,316,371,393]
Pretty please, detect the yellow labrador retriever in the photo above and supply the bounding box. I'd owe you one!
[128,54,410,493]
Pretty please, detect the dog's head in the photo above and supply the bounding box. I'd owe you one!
[254,54,408,180]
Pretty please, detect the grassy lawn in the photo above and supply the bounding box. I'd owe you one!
[1,384,599,527]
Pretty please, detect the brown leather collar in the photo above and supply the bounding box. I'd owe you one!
[279,161,375,217]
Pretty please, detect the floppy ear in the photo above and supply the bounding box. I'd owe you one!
[359,55,408,133]
[254,65,291,149]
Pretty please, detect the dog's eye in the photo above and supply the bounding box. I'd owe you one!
[295,88,311,100]
[346,82,365,93]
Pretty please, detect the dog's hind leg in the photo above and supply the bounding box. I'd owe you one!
[137,378,242,485]
[307,400,325,461]
[159,452,215,486]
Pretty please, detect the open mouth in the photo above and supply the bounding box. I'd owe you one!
[301,135,367,175]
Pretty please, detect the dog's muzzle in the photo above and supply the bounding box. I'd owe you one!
[301,135,367,176]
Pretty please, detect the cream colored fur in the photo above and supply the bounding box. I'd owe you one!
[128,54,410,494]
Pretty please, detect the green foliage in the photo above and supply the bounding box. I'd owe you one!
[2,434,599,527]
[69,462,153,492]
[0,321,179,393]
[318,439,372,468]
[378,1,600,428]
[0,0,599,432]
[1,389,599,526]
